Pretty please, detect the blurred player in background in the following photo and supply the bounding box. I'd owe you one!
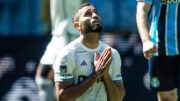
[35,0,87,101]
[53,3,125,101]
[136,0,180,101]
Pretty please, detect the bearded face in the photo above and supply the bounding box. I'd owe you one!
[82,18,102,33]
[78,6,102,34]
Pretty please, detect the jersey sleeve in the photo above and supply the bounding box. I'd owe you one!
[53,49,75,82]
[137,0,153,4]
[40,36,67,65]
[110,50,123,83]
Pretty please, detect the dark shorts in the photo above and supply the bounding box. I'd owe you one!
[149,55,180,91]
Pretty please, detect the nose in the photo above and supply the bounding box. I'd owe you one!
[92,12,98,19]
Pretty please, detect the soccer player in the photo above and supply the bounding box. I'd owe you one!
[35,0,86,101]
[136,0,180,101]
[53,3,125,101]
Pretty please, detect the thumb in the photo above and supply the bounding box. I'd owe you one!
[94,53,100,61]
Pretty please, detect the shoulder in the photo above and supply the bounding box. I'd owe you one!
[54,40,80,66]
[100,40,120,56]
[57,39,80,59]
[61,38,80,52]
[111,48,120,56]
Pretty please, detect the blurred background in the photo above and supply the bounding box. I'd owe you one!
[0,0,158,101]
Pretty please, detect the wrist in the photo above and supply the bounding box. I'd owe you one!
[92,72,101,80]
[103,73,110,79]
[142,39,152,45]
[142,38,150,43]
[141,35,151,43]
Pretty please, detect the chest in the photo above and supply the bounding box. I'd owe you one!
[75,52,95,76]
[74,52,114,76]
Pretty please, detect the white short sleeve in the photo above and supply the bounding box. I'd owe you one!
[110,50,123,83]
[40,36,67,64]
[53,49,75,82]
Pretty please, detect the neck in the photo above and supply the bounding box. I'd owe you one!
[80,32,99,49]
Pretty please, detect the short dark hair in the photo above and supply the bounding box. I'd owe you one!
[72,3,93,23]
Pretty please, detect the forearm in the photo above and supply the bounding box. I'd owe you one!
[57,73,99,101]
[103,74,125,101]
[136,3,151,43]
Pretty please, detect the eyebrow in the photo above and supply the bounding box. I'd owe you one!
[84,8,98,13]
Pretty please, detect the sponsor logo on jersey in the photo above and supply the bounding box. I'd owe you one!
[60,65,67,73]
[150,77,160,88]
[160,0,180,4]
[60,73,72,77]
[81,60,87,66]
[60,56,67,64]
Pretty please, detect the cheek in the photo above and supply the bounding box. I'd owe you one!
[83,18,91,24]
[80,18,91,28]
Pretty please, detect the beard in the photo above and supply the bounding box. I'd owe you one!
[82,21,102,33]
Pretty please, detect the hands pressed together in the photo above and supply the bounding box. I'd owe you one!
[93,48,112,78]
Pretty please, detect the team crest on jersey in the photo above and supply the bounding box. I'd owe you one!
[60,56,67,64]
[150,77,160,88]
[60,65,67,73]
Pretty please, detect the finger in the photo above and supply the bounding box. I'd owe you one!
[107,47,111,52]
[145,49,151,54]
[102,51,111,66]
[99,59,104,70]
[149,48,155,54]
[144,55,149,60]
[104,57,112,68]
[102,47,111,57]
[144,53,151,60]
[99,48,108,60]
[101,49,111,62]
[145,49,155,57]
[152,46,158,53]
[106,48,111,57]
[99,48,111,65]
[98,57,112,76]
[147,51,154,57]
[94,53,100,61]
[149,54,153,59]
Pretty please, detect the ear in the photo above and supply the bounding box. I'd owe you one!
[74,22,79,30]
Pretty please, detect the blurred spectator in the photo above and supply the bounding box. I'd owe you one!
[35,0,86,101]
[2,77,39,101]
[40,0,51,35]
[0,56,15,79]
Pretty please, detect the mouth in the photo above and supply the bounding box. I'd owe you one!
[91,20,101,25]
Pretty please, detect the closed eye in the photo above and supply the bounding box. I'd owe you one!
[84,12,92,17]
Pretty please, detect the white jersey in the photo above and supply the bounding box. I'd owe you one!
[53,38,123,101]
[50,0,82,36]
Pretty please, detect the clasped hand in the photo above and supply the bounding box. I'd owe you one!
[93,48,112,78]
